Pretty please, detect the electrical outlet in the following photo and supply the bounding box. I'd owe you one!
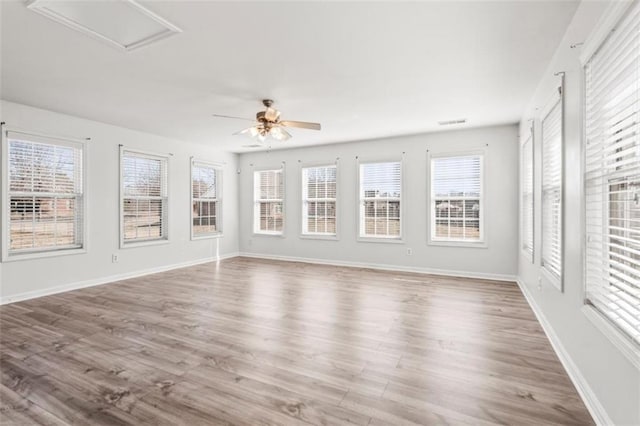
[537,276,542,291]
[406,248,413,256]
[112,254,119,263]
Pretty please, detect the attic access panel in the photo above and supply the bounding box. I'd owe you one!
[26,0,182,51]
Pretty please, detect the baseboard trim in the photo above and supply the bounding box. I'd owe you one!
[0,251,240,305]
[516,278,613,426]
[239,252,517,282]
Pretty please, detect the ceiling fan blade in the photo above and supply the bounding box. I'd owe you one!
[242,143,266,148]
[212,114,255,122]
[280,120,321,131]
[264,107,281,122]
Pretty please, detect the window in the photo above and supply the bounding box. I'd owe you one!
[191,160,221,238]
[302,165,337,236]
[254,169,284,234]
[584,1,639,347]
[521,130,534,260]
[120,149,168,246]
[3,131,84,258]
[359,161,401,239]
[541,90,563,286]
[430,154,483,243]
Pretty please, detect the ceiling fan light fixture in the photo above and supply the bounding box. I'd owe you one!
[213,100,321,147]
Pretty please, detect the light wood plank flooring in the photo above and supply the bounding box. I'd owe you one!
[0,257,593,425]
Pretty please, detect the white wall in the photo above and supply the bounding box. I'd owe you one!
[0,100,239,302]
[238,124,519,280]
[517,2,639,425]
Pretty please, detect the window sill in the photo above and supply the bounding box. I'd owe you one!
[2,247,86,263]
[121,239,169,249]
[300,234,338,241]
[191,233,223,241]
[252,232,285,238]
[428,239,487,249]
[357,236,404,244]
[581,305,640,370]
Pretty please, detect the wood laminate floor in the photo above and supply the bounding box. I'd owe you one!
[0,257,593,425]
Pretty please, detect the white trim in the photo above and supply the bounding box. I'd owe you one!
[1,247,86,262]
[356,157,404,241]
[516,279,614,426]
[520,123,535,263]
[582,305,640,370]
[239,251,517,282]
[252,164,285,236]
[119,146,170,249]
[539,76,564,292]
[0,252,240,305]
[300,162,338,239]
[427,149,486,246]
[580,0,635,65]
[1,125,8,263]
[190,158,223,240]
[1,127,88,262]
[26,0,182,52]
[299,234,339,241]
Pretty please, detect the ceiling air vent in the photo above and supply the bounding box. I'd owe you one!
[438,118,467,126]
[26,0,182,52]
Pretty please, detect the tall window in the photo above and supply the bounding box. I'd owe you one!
[521,132,534,260]
[541,92,563,286]
[4,131,84,257]
[191,160,221,238]
[302,165,337,236]
[120,149,168,246]
[254,169,284,234]
[584,1,639,347]
[430,154,483,243]
[359,161,401,239]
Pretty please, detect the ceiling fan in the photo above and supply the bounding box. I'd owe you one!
[212,99,321,145]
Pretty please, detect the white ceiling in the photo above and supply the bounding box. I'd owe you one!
[1,1,581,152]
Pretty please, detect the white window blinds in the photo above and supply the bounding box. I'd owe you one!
[121,149,168,245]
[192,161,221,238]
[6,131,84,255]
[254,169,284,234]
[359,161,401,238]
[302,165,337,236]
[585,1,640,346]
[430,154,483,242]
[522,132,534,260]
[541,93,563,284]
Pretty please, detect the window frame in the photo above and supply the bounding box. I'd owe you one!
[1,127,87,262]
[540,81,564,291]
[119,147,169,249]
[300,161,338,240]
[427,150,487,248]
[356,158,404,243]
[253,165,285,237]
[581,0,640,362]
[190,158,223,240]
[521,125,535,262]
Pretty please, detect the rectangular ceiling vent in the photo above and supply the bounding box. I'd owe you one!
[438,118,467,126]
[26,0,182,52]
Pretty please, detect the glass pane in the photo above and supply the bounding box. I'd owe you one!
[435,200,449,218]
[450,220,464,238]
[465,220,480,239]
[450,200,463,218]
[464,200,480,219]
[435,219,449,238]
